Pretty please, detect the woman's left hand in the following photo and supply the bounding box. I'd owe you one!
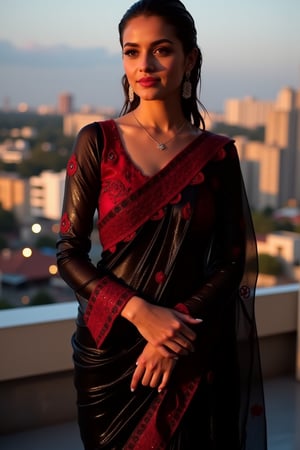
[130,342,177,393]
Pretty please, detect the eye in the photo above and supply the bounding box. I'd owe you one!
[153,46,172,56]
[123,48,138,57]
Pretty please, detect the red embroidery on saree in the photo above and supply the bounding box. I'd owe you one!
[123,232,136,242]
[239,285,251,300]
[213,148,226,161]
[60,212,71,233]
[102,179,129,203]
[174,303,190,315]
[170,193,182,204]
[66,153,78,176]
[151,209,165,221]
[107,149,117,161]
[190,171,205,185]
[84,276,136,348]
[155,271,166,284]
[181,202,192,220]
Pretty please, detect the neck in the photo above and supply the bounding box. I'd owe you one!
[133,102,186,131]
[132,109,188,151]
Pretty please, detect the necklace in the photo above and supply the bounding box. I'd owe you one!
[132,112,186,151]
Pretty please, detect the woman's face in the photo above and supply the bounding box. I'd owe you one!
[122,15,193,103]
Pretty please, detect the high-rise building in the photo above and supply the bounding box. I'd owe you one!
[265,87,300,204]
[0,173,30,222]
[234,87,300,210]
[30,170,66,220]
[224,96,274,128]
[57,92,73,115]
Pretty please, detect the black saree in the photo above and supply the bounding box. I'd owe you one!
[57,120,267,449]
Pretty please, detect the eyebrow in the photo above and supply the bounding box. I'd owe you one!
[123,38,174,48]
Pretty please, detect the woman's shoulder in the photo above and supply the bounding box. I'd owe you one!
[78,119,114,137]
[202,129,234,146]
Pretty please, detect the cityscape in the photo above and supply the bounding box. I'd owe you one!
[1,84,300,309]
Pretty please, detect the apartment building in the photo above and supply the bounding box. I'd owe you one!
[30,170,66,221]
[0,173,30,222]
[234,87,300,210]
[224,96,274,128]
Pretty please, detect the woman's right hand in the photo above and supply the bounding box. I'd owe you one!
[130,342,177,392]
[121,296,202,358]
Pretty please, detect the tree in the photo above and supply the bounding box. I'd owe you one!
[0,298,14,310]
[29,290,55,306]
[251,211,276,234]
[258,253,283,276]
[0,203,17,232]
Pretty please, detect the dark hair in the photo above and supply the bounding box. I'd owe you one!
[118,0,206,129]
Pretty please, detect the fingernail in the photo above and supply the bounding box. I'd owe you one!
[131,388,135,392]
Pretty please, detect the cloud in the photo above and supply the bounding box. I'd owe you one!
[0,40,120,68]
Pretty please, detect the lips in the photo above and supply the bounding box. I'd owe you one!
[137,77,159,87]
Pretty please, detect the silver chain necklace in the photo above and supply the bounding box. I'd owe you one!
[132,112,186,151]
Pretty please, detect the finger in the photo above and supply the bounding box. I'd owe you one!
[141,368,154,387]
[158,370,170,393]
[176,311,203,324]
[130,363,145,392]
[149,371,162,388]
[164,340,190,356]
[156,344,180,359]
[180,324,198,342]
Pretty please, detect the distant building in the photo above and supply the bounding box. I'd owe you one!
[0,248,56,286]
[0,172,30,222]
[0,138,31,163]
[257,231,300,281]
[224,96,274,128]
[234,87,300,210]
[63,112,112,136]
[30,170,66,221]
[57,92,73,115]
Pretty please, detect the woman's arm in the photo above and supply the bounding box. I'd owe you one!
[56,122,137,345]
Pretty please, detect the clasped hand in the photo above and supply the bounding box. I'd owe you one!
[125,299,202,392]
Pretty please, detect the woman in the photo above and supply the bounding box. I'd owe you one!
[56,0,267,448]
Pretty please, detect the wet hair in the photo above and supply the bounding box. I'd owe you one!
[118,0,206,128]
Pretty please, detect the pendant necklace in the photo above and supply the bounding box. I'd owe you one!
[132,112,186,151]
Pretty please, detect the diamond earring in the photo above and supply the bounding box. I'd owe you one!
[128,85,134,103]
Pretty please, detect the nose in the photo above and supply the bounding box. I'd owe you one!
[138,51,155,72]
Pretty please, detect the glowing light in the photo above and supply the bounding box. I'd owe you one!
[32,223,42,234]
[52,223,60,233]
[21,296,30,305]
[22,248,32,258]
[49,265,58,275]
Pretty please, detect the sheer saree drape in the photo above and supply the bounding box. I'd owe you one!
[57,121,267,449]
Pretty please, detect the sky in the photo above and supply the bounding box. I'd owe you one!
[0,0,299,112]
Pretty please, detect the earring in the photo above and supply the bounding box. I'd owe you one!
[182,72,192,99]
[128,85,134,103]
